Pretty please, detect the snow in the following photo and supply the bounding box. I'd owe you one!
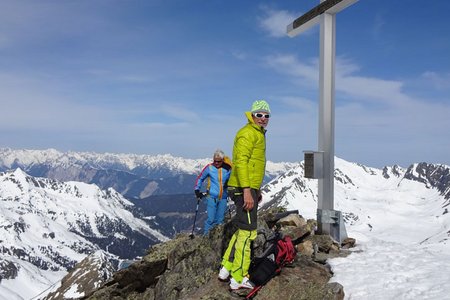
[0,257,66,300]
[327,175,450,299]
[0,168,170,300]
[329,238,450,299]
[262,157,450,299]
[0,147,293,179]
[2,151,450,299]
[63,284,84,298]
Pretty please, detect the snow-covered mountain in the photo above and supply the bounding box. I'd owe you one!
[0,148,296,199]
[261,158,450,299]
[40,250,115,300]
[3,149,450,299]
[261,158,450,220]
[0,169,168,300]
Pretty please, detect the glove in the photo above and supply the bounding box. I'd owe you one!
[195,190,203,199]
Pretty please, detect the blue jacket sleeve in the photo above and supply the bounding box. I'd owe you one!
[194,164,210,191]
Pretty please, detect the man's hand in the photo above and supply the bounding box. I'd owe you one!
[195,190,203,199]
[243,188,254,211]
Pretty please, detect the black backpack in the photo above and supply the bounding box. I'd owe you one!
[248,231,297,287]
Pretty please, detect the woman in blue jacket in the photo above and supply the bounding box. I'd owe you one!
[194,149,231,235]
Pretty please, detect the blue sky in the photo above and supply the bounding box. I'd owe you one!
[1,0,449,168]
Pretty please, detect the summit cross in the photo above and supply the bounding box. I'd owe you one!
[287,0,358,243]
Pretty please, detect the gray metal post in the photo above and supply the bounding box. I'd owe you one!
[317,7,336,235]
[287,0,357,243]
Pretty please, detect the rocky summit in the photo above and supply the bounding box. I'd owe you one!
[76,210,353,300]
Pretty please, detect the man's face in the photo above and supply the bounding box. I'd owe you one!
[213,156,223,167]
[252,112,270,128]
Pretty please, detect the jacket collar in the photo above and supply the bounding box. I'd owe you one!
[245,111,267,133]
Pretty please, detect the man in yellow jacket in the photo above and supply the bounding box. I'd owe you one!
[218,100,271,290]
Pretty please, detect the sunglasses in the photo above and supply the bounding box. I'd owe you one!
[214,160,223,163]
[253,113,270,119]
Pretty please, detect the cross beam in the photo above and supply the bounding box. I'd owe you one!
[286,0,358,243]
[287,0,358,37]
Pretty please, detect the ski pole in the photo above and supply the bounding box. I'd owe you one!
[189,196,201,239]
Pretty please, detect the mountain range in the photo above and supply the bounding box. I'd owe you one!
[0,168,168,300]
[261,158,450,220]
[0,148,296,199]
[0,148,449,299]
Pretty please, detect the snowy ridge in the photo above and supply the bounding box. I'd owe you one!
[3,151,450,299]
[37,250,115,300]
[0,169,168,300]
[403,162,450,200]
[0,148,209,175]
[0,148,295,178]
[261,157,450,299]
[0,148,296,199]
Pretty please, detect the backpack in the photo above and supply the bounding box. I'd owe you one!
[248,231,296,287]
[223,155,232,168]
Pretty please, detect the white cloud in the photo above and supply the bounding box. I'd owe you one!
[265,53,410,105]
[338,75,408,104]
[336,57,360,76]
[264,52,450,166]
[264,54,317,83]
[258,7,300,38]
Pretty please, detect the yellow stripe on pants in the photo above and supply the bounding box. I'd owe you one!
[221,228,257,283]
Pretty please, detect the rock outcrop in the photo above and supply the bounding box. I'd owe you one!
[81,210,351,300]
[43,251,116,300]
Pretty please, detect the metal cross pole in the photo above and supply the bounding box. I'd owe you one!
[287,0,358,243]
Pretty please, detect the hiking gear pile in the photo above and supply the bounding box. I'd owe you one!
[245,231,297,298]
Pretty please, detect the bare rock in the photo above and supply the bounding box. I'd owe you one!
[276,213,307,228]
[297,240,314,257]
[85,211,350,300]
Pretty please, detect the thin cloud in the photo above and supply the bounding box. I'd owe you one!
[1,1,448,167]
[0,1,109,47]
[0,71,197,135]
[264,52,450,166]
[336,57,361,77]
[258,7,300,38]
[338,75,408,104]
[231,50,247,61]
[265,53,409,105]
[159,104,199,122]
[264,54,317,83]
[279,96,317,114]
[0,78,113,133]
[372,13,386,41]
[421,71,450,90]
[118,75,155,84]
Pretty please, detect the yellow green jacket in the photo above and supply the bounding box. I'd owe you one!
[228,111,267,190]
